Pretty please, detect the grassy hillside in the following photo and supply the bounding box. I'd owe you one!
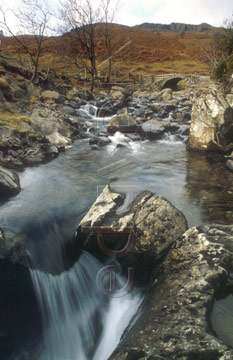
[0,23,212,81]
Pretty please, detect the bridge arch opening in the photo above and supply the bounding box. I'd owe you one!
[161,77,183,91]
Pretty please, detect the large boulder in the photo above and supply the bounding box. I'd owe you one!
[0,166,20,199]
[188,86,233,151]
[110,86,132,102]
[110,225,233,360]
[133,196,187,264]
[76,185,187,266]
[108,113,139,134]
[149,88,173,102]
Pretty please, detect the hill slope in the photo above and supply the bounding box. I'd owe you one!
[0,23,213,78]
[134,22,218,33]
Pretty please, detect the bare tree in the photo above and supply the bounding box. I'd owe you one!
[100,0,120,82]
[201,14,233,76]
[60,0,102,93]
[0,0,53,82]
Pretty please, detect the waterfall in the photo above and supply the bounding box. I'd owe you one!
[30,251,142,360]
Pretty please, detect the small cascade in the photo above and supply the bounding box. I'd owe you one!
[159,131,186,144]
[81,104,98,118]
[108,132,142,153]
[30,251,142,360]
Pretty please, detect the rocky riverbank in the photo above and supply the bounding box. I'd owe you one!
[75,186,233,360]
[1,51,233,360]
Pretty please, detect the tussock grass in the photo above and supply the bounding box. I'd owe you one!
[0,108,32,130]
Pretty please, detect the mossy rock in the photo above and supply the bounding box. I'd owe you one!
[177,79,186,90]
[0,109,32,131]
[0,77,12,101]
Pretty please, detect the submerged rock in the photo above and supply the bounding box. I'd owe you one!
[0,166,20,199]
[110,225,233,360]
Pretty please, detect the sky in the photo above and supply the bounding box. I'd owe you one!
[1,0,233,30]
[118,0,233,27]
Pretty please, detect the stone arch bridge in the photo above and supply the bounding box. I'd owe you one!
[139,73,185,90]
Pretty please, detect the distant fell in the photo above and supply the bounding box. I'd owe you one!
[134,22,219,33]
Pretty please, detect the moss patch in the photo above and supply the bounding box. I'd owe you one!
[0,108,32,130]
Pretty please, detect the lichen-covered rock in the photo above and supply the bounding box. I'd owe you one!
[188,87,233,151]
[110,86,132,102]
[108,113,139,134]
[133,196,187,264]
[109,113,136,127]
[41,90,61,103]
[79,185,123,230]
[0,166,20,199]
[77,186,187,266]
[109,225,233,360]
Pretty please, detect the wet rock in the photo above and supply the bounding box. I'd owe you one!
[97,99,117,117]
[133,196,187,266]
[110,225,233,360]
[61,105,79,116]
[76,186,187,266]
[89,136,111,147]
[64,100,81,109]
[110,86,132,102]
[22,143,59,166]
[108,113,139,134]
[141,119,179,139]
[0,166,20,199]
[110,113,136,127]
[0,227,26,264]
[75,109,92,120]
[226,159,233,172]
[189,86,233,151]
[133,107,147,117]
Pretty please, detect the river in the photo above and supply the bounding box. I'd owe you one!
[0,97,232,359]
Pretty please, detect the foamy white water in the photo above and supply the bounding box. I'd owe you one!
[30,251,142,360]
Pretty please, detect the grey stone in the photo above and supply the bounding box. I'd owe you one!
[41,90,60,102]
[226,159,233,172]
[0,227,26,263]
[0,166,20,199]
[109,113,136,127]
[189,85,233,151]
[110,225,233,360]
[77,186,187,266]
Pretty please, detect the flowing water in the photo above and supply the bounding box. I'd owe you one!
[29,252,142,360]
[0,98,233,359]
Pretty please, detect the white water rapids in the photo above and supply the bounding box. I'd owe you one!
[29,251,142,360]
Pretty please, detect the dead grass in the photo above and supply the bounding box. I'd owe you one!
[0,24,212,83]
[0,108,32,130]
